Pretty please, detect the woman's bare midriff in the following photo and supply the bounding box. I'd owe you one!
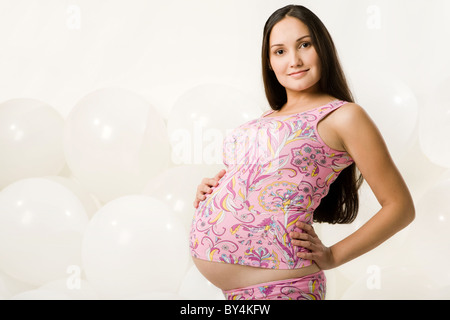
[193,257,321,291]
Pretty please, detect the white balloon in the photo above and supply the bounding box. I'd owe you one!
[10,289,72,300]
[0,98,65,189]
[322,269,338,300]
[124,291,184,300]
[419,78,450,168]
[437,285,450,300]
[0,276,9,299]
[0,270,36,300]
[404,177,450,286]
[340,265,437,300]
[178,265,224,300]
[64,87,171,203]
[42,176,100,219]
[326,269,355,300]
[142,164,225,233]
[0,178,89,286]
[39,278,100,300]
[348,68,419,162]
[82,195,189,299]
[397,139,448,201]
[318,182,409,282]
[167,83,263,166]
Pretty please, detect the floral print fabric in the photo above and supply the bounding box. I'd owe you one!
[190,100,353,269]
[223,270,326,300]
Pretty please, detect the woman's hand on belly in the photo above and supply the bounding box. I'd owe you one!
[193,169,226,208]
[290,222,336,270]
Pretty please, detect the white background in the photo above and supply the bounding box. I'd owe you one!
[0,0,449,300]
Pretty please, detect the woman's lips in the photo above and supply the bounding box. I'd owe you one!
[288,69,309,77]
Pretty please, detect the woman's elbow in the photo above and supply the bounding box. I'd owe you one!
[402,198,415,227]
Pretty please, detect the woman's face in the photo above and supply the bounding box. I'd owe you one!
[269,16,322,96]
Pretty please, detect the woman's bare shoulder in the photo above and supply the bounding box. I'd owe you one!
[337,102,367,118]
[330,102,374,129]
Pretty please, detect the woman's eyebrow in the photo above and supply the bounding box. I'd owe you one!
[270,35,311,48]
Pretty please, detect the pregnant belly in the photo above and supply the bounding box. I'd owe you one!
[193,257,321,291]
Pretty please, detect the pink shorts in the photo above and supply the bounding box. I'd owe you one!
[222,270,326,300]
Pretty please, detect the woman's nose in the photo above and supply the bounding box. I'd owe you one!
[289,51,303,68]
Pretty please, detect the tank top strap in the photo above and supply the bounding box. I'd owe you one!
[310,100,349,125]
[261,109,275,118]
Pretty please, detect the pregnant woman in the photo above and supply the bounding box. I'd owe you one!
[190,5,415,300]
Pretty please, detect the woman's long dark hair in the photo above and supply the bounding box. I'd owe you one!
[262,5,363,224]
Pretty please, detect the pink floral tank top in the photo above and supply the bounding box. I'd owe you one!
[189,100,354,269]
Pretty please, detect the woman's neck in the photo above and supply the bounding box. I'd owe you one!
[283,88,332,112]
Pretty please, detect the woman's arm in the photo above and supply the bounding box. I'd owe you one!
[291,103,415,269]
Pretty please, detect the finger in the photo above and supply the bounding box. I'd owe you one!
[291,239,306,247]
[289,231,309,240]
[215,169,226,180]
[194,187,209,207]
[196,190,207,201]
[297,251,314,260]
[201,178,214,187]
[197,183,212,195]
[195,186,207,202]
[290,231,315,244]
[201,170,226,188]
[204,177,219,187]
[295,221,313,232]
[194,189,209,204]
[292,239,318,252]
[296,221,317,237]
[298,240,313,250]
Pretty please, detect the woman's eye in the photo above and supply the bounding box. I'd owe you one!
[300,42,311,49]
[275,49,284,55]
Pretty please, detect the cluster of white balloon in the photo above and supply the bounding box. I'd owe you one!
[321,72,450,300]
[0,84,260,300]
[0,79,449,300]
